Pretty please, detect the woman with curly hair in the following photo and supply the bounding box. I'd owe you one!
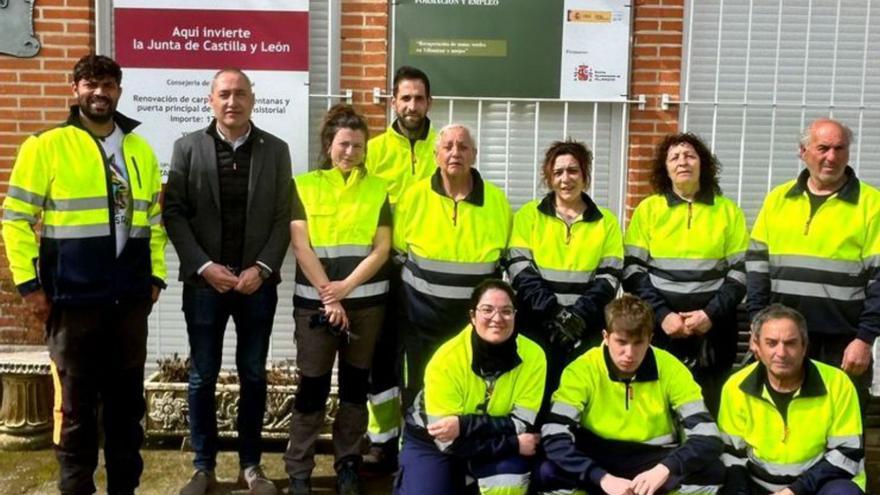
[623,132,748,415]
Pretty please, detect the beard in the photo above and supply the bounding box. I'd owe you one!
[397,112,426,133]
[78,94,116,124]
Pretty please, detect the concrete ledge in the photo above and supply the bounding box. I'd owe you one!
[0,345,53,450]
[144,370,338,441]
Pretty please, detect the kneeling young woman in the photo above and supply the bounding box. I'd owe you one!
[395,279,547,495]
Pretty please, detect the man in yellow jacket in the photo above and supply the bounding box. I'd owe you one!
[363,66,437,473]
[718,304,864,494]
[537,294,724,495]
[746,118,880,413]
[1,54,166,495]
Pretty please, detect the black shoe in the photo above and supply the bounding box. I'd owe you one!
[336,461,361,495]
[288,477,311,495]
[360,443,399,477]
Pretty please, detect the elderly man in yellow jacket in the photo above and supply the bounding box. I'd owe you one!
[718,304,864,495]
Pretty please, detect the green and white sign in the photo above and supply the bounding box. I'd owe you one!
[394,0,631,101]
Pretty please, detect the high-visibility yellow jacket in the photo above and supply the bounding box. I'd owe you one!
[507,191,622,336]
[292,166,390,309]
[366,120,437,206]
[542,344,722,485]
[623,191,748,326]
[718,359,865,493]
[623,191,748,367]
[407,325,546,458]
[2,107,166,304]
[394,169,512,335]
[364,120,434,445]
[746,167,880,343]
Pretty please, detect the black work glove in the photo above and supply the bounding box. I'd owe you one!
[546,307,586,348]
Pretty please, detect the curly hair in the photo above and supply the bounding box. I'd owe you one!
[73,54,122,85]
[650,132,722,196]
[540,140,592,191]
[318,104,370,170]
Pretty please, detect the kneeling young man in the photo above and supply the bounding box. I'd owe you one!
[718,304,865,495]
[537,294,724,495]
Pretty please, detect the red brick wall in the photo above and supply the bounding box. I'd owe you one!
[625,0,684,220]
[0,1,683,343]
[340,0,389,136]
[0,0,95,344]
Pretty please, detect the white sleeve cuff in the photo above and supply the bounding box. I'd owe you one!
[255,260,272,273]
[196,261,213,275]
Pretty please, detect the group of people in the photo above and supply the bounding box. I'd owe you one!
[1,54,878,495]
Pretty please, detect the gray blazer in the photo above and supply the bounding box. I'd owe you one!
[164,122,292,286]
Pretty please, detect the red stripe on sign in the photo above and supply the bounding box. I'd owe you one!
[114,8,309,71]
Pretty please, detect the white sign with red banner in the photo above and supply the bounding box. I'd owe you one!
[112,0,309,178]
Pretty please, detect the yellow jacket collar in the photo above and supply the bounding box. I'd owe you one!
[786,166,859,204]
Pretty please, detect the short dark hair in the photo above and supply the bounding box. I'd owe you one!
[318,104,370,170]
[73,54,122,85]
[604,294,654,338]
[650,132,722,196]
[469,279,516,312]
[392,66,431,98]
[750,303,809,345]
[541,140,592,190]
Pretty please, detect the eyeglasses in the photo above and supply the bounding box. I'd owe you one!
[474,305,516,319]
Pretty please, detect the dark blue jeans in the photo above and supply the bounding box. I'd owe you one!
[183,282,278,471]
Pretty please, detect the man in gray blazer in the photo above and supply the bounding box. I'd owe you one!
[164,68,291,495]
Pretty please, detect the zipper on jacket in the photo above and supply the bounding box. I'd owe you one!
[762,391,791,443]
[687,202,693,229]
[410,143,417,175]
[623,379,633,410]
[551,213,580,246]
[803,191,835,235]
[778,407,789,443]
[482,378,496,412]
[452,200,459,226]
[804,198,816,235]
[803,202,825,235]
[92,135,117,251]
[131,156,143,189]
